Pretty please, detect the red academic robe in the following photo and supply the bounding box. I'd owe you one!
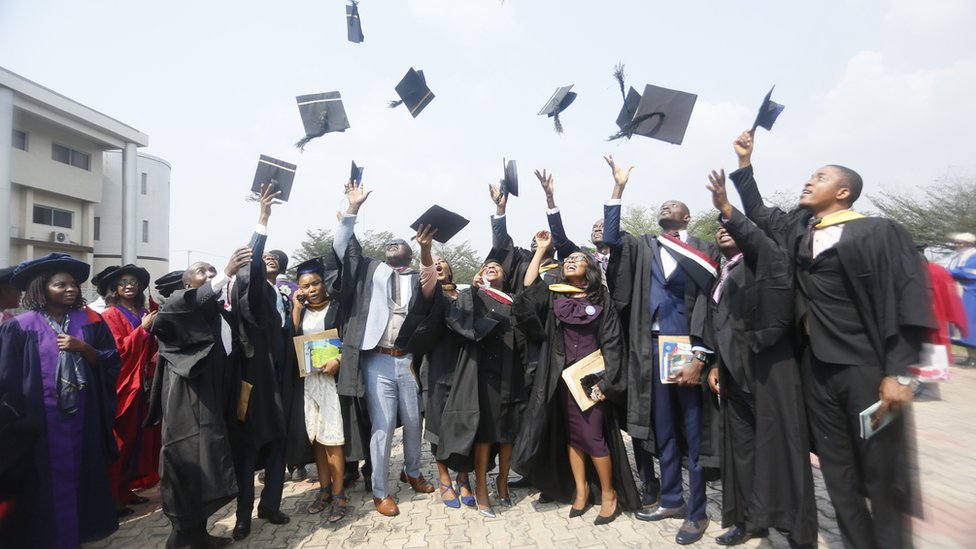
[927,262,969,362]
[102,306,161,500]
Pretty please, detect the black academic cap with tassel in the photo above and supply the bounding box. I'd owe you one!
[295,92,350,151]
[538,85,577,134]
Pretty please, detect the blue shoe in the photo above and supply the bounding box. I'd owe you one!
[456,474,476,508]
[440,483,461,509]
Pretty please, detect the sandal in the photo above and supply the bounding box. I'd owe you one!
[327,492,349,523]
[440,482,461,509]
[456,474,476,508]
[307,487,332,514]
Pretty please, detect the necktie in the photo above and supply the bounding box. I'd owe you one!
[390,269,401,305]
[712,254,743,303]
[800,217,819,254]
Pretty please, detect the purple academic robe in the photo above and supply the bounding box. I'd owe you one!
[0,307,120,548]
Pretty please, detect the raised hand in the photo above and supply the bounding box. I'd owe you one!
[604,154,634,199]
[488,183,508,215]
[472,265,486,289]
[706,169,733,219]
[224,246,252,276]
[534,169,556,208]
[140,310,158,331]
[734,130,754,168]
[534,230,553,253]
[257,183,282,225]
[415,223,438,267]
[345,179,372,215]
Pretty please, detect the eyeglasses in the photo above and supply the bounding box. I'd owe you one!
[564,256,589,264]
[117,280,140,288]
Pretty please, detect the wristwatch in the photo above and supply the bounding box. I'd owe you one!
[692,351,710,364]
[894,375,912,386]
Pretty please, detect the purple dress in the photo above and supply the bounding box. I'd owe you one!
[554,298,609,457]
[0,308,120,548]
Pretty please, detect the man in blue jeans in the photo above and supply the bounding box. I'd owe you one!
[332,180,436,516]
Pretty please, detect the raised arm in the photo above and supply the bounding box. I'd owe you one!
[333,179,371,262]
[726,130,802,244]
[600,154,634,247]
[416,224,439,300]
[523,230,553,288]
[536,169,580,259]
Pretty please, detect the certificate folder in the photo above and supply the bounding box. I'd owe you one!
[293,329,341,378]
[560,350,605,412]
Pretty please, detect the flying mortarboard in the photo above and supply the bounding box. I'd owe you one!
[410,205,470,243]
[388,68,435,118]
[609,64,697,144]
[295,92,350,151]
[501,158,518,197]
[752,86,785,131]
[350,160,364,184]
[252,155,297,202]
[538,85,577,134]
[346,1,364,43]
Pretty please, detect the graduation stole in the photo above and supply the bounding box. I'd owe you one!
[656,233,719,289]
[539,262,560,274]
[480,287,513,305]
[548,283,586,294]
[815,210,865,229]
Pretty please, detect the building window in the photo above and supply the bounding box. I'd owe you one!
[94,216,101,241]
[12,129,27,151]
[33,205,73,228]
[141,172,148,195]
[51,143,91,170]
[142,220,149,243]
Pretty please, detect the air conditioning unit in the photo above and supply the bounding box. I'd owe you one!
[50,231,69,243]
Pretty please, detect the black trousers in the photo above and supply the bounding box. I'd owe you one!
[722,370,756,527]
[234,438,285,522]
[800,350,912,549]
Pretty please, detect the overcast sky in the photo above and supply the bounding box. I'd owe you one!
[2,0,974,269]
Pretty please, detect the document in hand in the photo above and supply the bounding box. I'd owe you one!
[658,335,693,384]
[293,329,342,378]
[859,400,900,440]
[560,350,605,412]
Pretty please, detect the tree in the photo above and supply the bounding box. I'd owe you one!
[688,209,720,243]
[433,240,483,286]
[870,173,976,251]
[621,204,658,236]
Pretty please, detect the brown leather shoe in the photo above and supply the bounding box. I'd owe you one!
[373,496,400,516]
[399,469,435,493]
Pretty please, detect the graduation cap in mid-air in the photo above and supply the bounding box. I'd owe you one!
[501,158,518,197]
[410,205,470,243]
[350,160,364,184]
[346,1,364,43]
[752,86,785,131]
[538,85,577,134]
[609,64,697,144]
[251,155,297,202]
[388,68,435,118]
[295,92,350,151]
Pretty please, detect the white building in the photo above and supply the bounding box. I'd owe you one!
[0,66,169,293]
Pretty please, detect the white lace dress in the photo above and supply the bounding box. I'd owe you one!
[302,306,344,446]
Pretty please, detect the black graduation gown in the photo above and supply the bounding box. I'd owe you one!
[147,283,239,529]
[704,208,818,544]
[230,231,286,452]
[0,311,121,548]
[607,230,722,468]
[730,164,935,518]
[510,281,641,511]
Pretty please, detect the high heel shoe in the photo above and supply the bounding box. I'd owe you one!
[456,474,476,508]
[568,490,593,518]
[495,476,514,507]
[594,499,621,526]
[439,483,461,509]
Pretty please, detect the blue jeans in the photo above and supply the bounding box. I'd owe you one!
[361,351,423,499]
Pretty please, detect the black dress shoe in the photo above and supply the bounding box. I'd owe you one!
[593,501,621,526]
[257,508,290,525]
[231,520,250,541]
[117,507,135,518]
[538,493,555,504]
[568,503,591,518]
[716,524,768,546]
[129,494,150,505]
[675,518,709,545]
[635,504,686,522]
[203,534,233,548]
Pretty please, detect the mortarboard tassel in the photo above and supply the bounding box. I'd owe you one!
[387,99,404,108]
[295,111,330,152]
[613,63,626,102]
[552,108,564,134]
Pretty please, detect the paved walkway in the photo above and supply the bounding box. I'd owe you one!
[86,364,976,548]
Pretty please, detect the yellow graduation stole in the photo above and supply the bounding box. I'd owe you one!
[815,210,865,229]
[548,283,585,294]
[539,263,560,274]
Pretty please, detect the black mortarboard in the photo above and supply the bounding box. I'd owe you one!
[410,205,470,243]
[350,160,364,184]
[0,267,14,287]
[11,253,90,291]
[96,264,150,296]
[295,92,350,151]
[154,270,184,298]
[538,85,577,134]
[614,86,642,134]
[294,257,325,277]
[501,159,518,197]
[252,155,297,202]
[389,68,435,118]
[91,265,120,296]
[752,86,785,131]
[613,84,697,144]
[346,1,364,43]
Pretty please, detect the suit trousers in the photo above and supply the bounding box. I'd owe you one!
[652,335,706,521]
[800,350,911,549]
[723,369,756,526]
[234,438,285,522]
[362,351,423,499]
